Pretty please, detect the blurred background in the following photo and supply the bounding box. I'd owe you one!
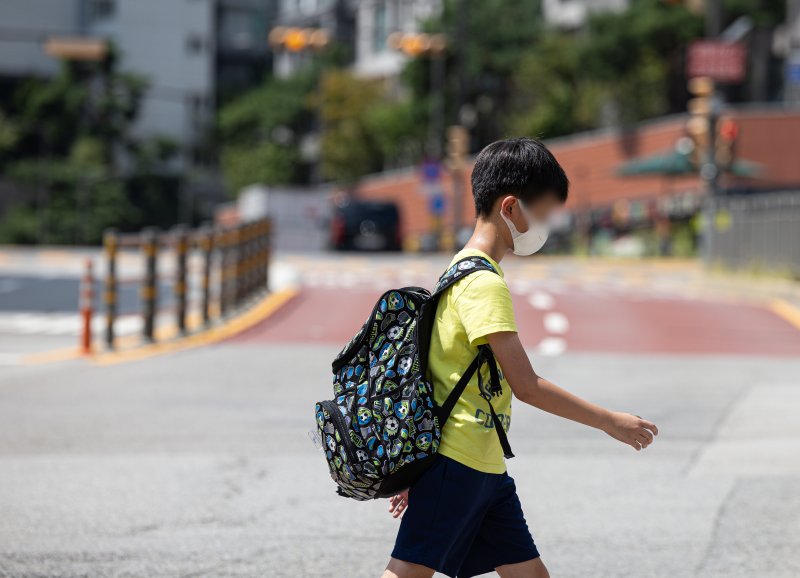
[1,1,799,577]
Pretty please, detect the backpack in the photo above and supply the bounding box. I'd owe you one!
[313,255,514,501]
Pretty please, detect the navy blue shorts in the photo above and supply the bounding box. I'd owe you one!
[391,455,540,578]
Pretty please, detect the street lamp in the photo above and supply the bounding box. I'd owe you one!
[268,27,330,52]
[269,27,331,182]
[387,32,448,158]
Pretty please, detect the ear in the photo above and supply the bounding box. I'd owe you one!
[497,195,517,218]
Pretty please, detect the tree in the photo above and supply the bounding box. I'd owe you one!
[217,70,315,193]
[402,0,545,149]
[0,52,180,245]
[318,70,384,184]
[505,0,704,139]
[505,34,603,139]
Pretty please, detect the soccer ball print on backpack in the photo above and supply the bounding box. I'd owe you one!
[313,256,513,500]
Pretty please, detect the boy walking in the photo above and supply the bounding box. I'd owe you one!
[382,138,658,578]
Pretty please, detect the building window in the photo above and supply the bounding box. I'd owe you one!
[88,0,115,22]
[373,0,387,53]
[186,33,206,55]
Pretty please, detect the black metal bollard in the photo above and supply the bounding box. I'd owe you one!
[218,227,233,317]
[103,229,118,350]
[232,224,244,307]
[173,225,189,335]
[198,224,214,326]
[141,228,159,343]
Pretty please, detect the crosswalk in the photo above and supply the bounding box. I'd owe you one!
[0,313,143,337]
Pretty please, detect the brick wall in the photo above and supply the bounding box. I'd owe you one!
[355,109,800,238]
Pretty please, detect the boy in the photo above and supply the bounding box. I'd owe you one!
[381,138,658,578]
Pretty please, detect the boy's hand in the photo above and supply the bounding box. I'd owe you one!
[388,489,409,519]
[603,412,658,451]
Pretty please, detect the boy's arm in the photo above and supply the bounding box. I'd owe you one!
[486,331,658,450]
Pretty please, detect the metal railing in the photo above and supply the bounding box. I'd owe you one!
[101,218,271,350]
[708,191,800,276]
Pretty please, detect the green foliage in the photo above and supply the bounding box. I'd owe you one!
[506,0,704,138]
[217,70,315,192]
[364,99,426,167]
[0,50,181,245]
[318,71,426,184]
[221,142,299,193]
[723,0,785,26]
[319,70,384,184]
[505,34,603,139]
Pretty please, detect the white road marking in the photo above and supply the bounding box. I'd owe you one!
[528,291,555,310]
[535,337,567,357]
[0,313,142,337]
[543,312,569,334]
[0,353,21,366]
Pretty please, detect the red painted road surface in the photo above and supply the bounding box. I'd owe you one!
[231,286,800,356]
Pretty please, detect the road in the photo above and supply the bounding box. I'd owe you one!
[1,253,799,577]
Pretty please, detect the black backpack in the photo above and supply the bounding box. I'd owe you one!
[313,255,514,500]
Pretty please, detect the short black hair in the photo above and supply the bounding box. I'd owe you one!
[471,137,569,217]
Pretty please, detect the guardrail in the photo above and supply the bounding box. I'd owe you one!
[708,191,800,276]
[99,218,271,350]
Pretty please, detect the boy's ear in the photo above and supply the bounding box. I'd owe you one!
[496,195,516,218]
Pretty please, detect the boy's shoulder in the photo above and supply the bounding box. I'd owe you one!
[449,267,510,306]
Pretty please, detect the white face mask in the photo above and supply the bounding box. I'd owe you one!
[500,200,549,256]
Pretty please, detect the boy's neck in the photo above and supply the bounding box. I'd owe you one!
[462,216,510,265]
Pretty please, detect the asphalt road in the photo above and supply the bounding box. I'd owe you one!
[1,254,799,577]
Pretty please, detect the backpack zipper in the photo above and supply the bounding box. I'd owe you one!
[320,399,360,465]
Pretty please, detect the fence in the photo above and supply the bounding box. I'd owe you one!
[708,191,800,276]
[100,218,271,350]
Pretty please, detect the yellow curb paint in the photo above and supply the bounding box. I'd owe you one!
[768,298,800,332]
[21,288,298,367]
[91,287,298,366]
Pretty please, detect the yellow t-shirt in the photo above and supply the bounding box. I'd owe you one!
[429,248,517,474]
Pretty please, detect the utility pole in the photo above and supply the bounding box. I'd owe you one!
[451,0,469,245]
[705,0,724,37]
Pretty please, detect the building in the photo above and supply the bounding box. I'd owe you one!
[353,108,800,242]
[0,0,277,169]
[272,0,440,79]
[272,0,356,78]
[542,0,628,29]
[353,0,441,78]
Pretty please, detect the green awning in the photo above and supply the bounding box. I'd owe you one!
[617,150,761,178]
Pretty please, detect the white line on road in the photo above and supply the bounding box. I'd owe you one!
[0,353,21,366]
[543,312,570,334]
[528,291,555,310]
[535,337,567,357]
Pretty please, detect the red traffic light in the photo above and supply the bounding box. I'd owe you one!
[718,118,739,142]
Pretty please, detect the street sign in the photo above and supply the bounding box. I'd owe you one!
[429,195,446,216]
[789,63,800,86]
[687,40,746,83]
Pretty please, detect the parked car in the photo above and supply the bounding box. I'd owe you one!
[329,200,402,252]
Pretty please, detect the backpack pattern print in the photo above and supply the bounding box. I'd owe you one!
[314,256,498,500]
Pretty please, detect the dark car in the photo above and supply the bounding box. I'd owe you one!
[330,200,403,252]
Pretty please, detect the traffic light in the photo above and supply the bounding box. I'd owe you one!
[715,117,738,170]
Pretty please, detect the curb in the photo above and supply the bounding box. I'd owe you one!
[22,287,299,367]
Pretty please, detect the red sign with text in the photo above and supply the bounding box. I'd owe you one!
[687,41,747,83]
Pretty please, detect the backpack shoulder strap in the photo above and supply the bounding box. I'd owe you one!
[431,255,514,459]
[432,255,498,297]
[436,345,515,459]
